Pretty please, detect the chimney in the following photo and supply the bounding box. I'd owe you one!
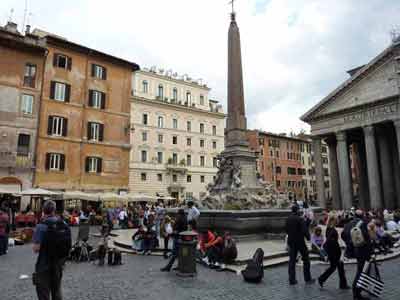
[4,21,19,34]
[25,24,31,35]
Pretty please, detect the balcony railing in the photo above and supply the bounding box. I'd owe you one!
[0,151,33,168]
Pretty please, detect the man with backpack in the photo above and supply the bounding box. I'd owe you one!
[341,210,372,300]
[285,205,315,285]
[32,200,72,300]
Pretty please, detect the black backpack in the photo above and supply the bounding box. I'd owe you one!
[41,219,72,263]
[241,248,264,283]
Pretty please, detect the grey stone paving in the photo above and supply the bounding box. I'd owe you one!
[1,228,400,300]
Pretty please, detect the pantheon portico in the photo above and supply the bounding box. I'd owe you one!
[301,39,400,210]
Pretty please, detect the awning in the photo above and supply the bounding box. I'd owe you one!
[0,185,21,194]
[99,192,130,202]
[63,191,101,202]
[126,193,158,203]
[18,188,61,196]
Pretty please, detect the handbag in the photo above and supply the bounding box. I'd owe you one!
[356,258,384,298]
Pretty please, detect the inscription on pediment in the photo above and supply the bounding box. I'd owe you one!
[344,103,398,123]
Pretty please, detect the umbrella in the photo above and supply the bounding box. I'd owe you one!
[126,193,158,203]
[63,191,100,202]
[99,192,129,202]
[0,188,15,194]
[18,188,60,196]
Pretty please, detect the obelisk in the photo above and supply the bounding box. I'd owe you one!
[226,11,248,148]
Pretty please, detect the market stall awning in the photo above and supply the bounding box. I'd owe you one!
[0,187,19,194]
[63,191,100,202]
[99,192,130,202]
[18,188,60,196]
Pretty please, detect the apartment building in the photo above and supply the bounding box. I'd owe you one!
[33,29,139,192]
[248,130,331,203]
[0,22,46,207]
[129,68,225,201]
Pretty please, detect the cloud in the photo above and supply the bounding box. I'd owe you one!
[1,0,399,134]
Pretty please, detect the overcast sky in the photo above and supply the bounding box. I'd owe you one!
[1,0,399,134]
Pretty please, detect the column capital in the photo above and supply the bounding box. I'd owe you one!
[363,125,375,137]
[336,131,347,142]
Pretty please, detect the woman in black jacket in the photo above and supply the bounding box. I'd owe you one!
[318,214,349,289]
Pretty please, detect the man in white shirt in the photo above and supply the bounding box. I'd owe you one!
[118,208,128,229]
[386,219,399,231]
[187,201,200,230]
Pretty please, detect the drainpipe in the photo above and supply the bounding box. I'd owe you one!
[32,48,49,188]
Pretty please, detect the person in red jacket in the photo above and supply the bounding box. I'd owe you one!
[199,230,224,268]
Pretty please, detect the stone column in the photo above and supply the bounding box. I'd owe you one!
[336,131,353,210]
[312,138,326,207]
[377,128,395,209]
[393,120,400,208]
[326,138,341,209]
[352,141,370,210]
[363,125,383,210]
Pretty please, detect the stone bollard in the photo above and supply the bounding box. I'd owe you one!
[177,231,198,277]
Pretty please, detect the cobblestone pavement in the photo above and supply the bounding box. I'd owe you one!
[1,229,400,300]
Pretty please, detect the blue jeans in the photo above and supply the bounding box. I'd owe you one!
[133,239,144,251]
[0,235,8,255]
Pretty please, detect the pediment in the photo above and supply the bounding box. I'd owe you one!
[314,59,397,118]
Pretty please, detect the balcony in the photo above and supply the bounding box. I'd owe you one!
[16,154,33,168]
[166,159,187,174]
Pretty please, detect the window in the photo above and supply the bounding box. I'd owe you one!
[186,155,192,166]
[158,134,163,143]
[23,63,36,87]
[213,157,217,168]
[85,157,102,173]
[157,173,163,182]
[21,94,34,114]
[141,173,147,181]
[172,88,178,101]
[46,153,65,171]
[157,116,164,128]
[157,152,163,164]
[142,114,148,125]
[186,91,191,104]
[200,123,204,134]
[53,53,71,70]
[172,174,177,182]
[200,156,205,167]
[200,139,205,148]
[158,84,164,99]
[172,153,178,164]
[142,132,147,142]
[200,175,205,183]
[88,90,105,109]
[48,116,67,137]
[322,146,327,154]
[50,81,70,102]
[142,81,148,93]
[92,64,107,80]
[141,150,147,162]
[276,166,281,174]
[87,122,104,141]
[173,118,178,129]
[200,95,204,105]
[187,138,192,146]
[172,136,178,145]
[276,180,281,187]
[187,121,191,132]
[212,125,217,136]
[187,175,192,183]
[17,134,30,156]
[287,167,296,175]
[276,151,279,158]
[212,141,217,149]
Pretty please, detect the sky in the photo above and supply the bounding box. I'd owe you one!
[1,0,399,134]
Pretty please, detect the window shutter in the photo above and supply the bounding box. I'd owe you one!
[50,81,55,99]
[65,84,71,102]
[87,122,92,140]
[99,124,104,141]
[88,90,93,107]
[53,54,58,66]
[101,92,106,109]
[60,154,65,171]
[102,67,107,80]
[67,57,72,70]
[47,116,53,135]
[91,64,95,77]
[97,158,102,173]
[62,118,68,137]
[45,153,50,170]
[85,157,90,173]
